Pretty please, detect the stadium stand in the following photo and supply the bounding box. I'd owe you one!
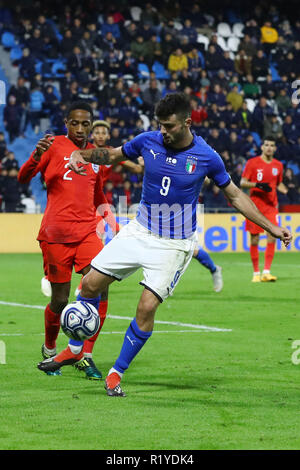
[0,0,300,213]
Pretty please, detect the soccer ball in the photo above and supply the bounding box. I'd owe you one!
[60,301,100,341]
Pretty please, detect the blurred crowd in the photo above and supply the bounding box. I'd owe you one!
[1,0,300,211]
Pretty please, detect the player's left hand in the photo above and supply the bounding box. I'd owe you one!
[271,226,292,247]
[68,150,89,175]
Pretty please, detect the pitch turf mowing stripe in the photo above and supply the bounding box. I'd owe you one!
[0,300,232,332]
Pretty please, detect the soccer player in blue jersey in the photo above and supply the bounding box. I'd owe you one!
[38,93,292,396]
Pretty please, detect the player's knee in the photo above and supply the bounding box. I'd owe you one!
[193,248,199,258]
[81,273,101,298]
[137,296,157,317]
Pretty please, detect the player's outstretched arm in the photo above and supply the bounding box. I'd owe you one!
[68,146,124,175]
[18,134,54,184]
[222,181,292,247]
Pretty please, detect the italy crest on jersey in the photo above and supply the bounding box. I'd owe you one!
[185,157,197,174]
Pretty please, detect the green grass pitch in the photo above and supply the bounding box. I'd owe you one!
[0,252,300,450]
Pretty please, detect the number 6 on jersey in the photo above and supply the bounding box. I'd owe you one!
[160,176,171,196]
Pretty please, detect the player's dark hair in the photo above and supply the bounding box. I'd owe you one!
[66,101,93,120]
[155,92,191,120]
[263,136,276,143]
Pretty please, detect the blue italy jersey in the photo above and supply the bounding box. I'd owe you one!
[122,131,231,239]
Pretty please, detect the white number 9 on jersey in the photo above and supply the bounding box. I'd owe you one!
[257,171,263,181]
[160,176,171,196]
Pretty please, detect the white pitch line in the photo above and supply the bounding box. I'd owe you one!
[0,300,232,333]
[0,330,226,337]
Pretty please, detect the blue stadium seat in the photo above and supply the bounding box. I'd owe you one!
[1,31,16,49]
[51,60,66,77]
[251,132,261,146]
[270,63,281,82]
[10,46,23,62]
[138,63,150,79]
[151,61,169,80]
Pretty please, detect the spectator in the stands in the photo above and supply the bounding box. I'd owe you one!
[277,51,300,80]
[7,77,30,107]
[227,131,244,160]
[207,128,227,154]
[238,34,257,58]
[203,183,229,211]
[236,101,253,129]
[17,48,36,80]
[282,168,300,203]
[140,3,160,28]
[71,17,85,42]
[263,113,283,141]
[103,180,119,208]
[35,14,55,40]
[2,151,19,172]
[3,95,22,143]
[251,49,270,80]
[167,48,188,73]
[67,46,85,78]
[205,45,224,75]
[28,86,45,133]
[283,114,298,144]
[190,98,208,127]
[207,84,227,110]
[101,14,121,40]
[243,74,260,99]
[0,133,7,162]
[142,78,162,114]
[180,18,198,47]
[130,35,151,64]
[26,28,45,60]
[221,51,235,75]
[1,168,24,213]
[275,88,291,115]
[260,21,279,55]
[226,85,243,112]
[234,49,252,77]
[240,133,259,158]
[251,96,273,135]
[120,49,138,75]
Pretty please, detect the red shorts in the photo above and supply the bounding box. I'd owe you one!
[40,231,104,283]
[245,205,278,234]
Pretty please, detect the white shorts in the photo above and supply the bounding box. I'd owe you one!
[91,219,197,302]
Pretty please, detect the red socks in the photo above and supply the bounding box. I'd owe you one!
[44,304,61,350]
[83,300,108,355]
[250,243,275,273]
[250,245,259,273]
[264,242,275,272]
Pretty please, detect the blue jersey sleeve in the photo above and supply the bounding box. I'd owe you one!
[206,148,231,188]
[122,132,148,161]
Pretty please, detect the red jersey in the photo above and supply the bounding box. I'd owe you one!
[18,135,107,244]
[242,156,283,210]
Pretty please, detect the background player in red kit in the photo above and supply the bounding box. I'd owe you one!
[240,137,288,282]
[18,101,115,379]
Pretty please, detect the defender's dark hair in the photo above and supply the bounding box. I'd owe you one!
[66,101,94,120]
[155,92,191,120]
[263,136,276,143]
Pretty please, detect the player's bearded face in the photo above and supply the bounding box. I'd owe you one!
[65,110,92,148]
[159,115,187,146]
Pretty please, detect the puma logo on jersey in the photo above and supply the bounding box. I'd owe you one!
[150,149,160,159]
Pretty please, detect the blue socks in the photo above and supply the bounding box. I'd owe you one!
[113,318,152,375]
[68,293,101,352]
[195,248,216,273]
